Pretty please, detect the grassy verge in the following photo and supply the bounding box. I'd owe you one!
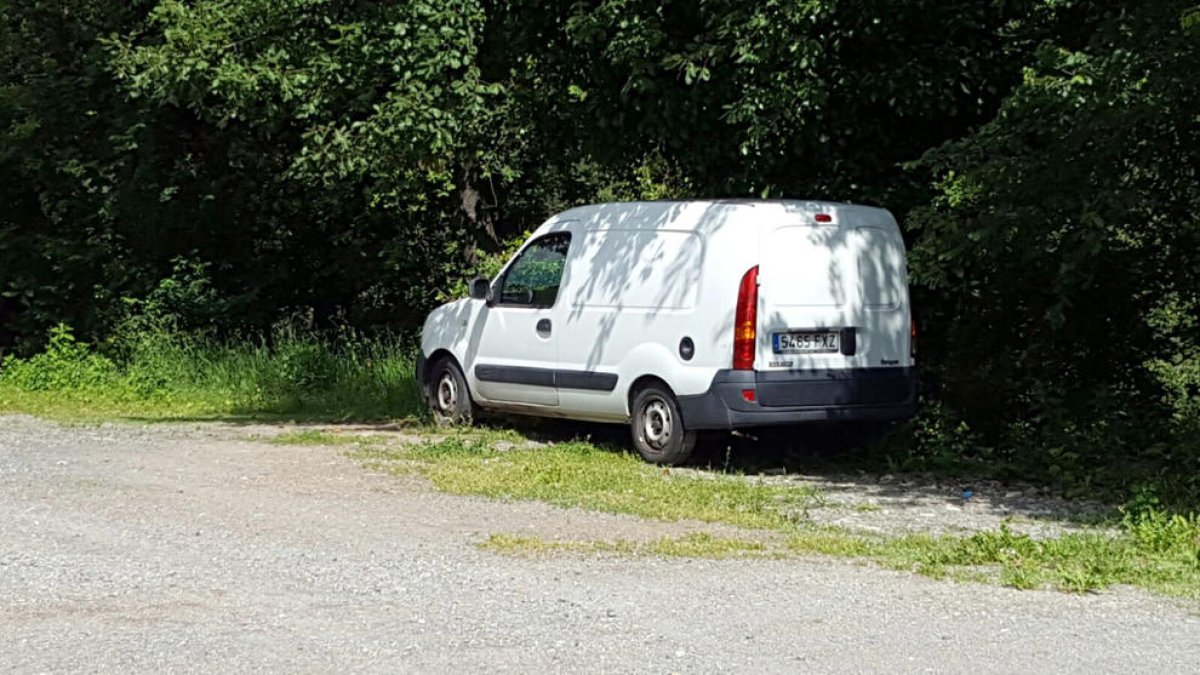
[354,434,820,529]
[482,532,775,558]
[480,525,1200,597]
[270,430,383,446]
[0,324,422,422]
[343,433,1200,598]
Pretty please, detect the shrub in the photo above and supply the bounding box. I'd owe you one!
[0,324,118,391]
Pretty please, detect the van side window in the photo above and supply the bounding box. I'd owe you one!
[498,233,571,307]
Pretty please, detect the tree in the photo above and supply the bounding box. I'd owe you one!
[908,0,1200,492]
[1,1,157,349]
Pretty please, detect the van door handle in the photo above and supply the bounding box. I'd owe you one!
[536,319,552,337]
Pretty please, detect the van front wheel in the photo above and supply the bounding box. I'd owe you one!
[631,384,696,465]
[428,358,473,427]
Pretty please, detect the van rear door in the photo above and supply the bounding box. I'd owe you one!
[755,208,910,374]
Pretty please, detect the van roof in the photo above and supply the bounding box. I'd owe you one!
[546,200,893,231]
[555,199,886,216]
[561,198,877,207]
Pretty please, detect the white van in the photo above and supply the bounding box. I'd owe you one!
[417,200,917,464]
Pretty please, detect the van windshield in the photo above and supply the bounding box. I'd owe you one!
[499,233,571,307]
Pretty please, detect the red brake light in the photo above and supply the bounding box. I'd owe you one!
[814,213,833,223]
[910,314,917,358]
[734,266,759,370]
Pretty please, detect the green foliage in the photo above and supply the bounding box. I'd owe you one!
[1124,507,1200,556]
[0,325,119,391]
[481,532,774,559]
[905,0,1200,501]
[269,430,377,447]
[442,230,529,302]
[111,0,500,197]
[134,259,230,328]
[1121,486,1200,554]
[0,0,1041,342]
[881,401,987,474]
[361,435,819,530]
[0,322,422,421]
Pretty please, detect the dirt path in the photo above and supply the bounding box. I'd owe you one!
[2,415,1197,673]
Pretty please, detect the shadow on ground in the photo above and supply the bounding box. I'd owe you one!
[467,415,1118,535]
[475,415,892,474]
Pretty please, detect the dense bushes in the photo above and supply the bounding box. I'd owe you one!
[904,1,1200,500]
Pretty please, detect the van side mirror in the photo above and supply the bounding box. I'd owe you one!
[469,277,492,302]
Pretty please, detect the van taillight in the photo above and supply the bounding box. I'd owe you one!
[910,314,917,358]
[733,266,759,370]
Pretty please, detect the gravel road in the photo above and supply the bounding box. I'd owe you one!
[2,415,1198,673]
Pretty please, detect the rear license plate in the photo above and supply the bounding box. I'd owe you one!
[772,331,840,354]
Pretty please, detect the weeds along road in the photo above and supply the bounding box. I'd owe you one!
[1,415,1197,674]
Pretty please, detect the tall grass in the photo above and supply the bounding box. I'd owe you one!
[0,323,423,421]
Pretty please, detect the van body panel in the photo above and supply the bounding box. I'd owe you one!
[469,306,559,406]
[567,229,704,310]
[418,199,917,432]
[556,340,699,422]
[759,225,847,309]
[420,298,482,373]
[551,202,755,419]
[754,205,910,375]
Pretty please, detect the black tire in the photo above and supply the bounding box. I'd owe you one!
[630,383,697,465]
[427,358,473,427]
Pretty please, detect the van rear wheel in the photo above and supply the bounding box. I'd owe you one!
[631,383,696,465]
[428,358,473,427]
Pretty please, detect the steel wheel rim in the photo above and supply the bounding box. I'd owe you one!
[642,398,672,449]
[436,371,458,413]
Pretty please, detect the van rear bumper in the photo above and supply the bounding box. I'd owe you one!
[677,367,917,430]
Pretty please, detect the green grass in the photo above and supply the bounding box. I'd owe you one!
[0,324,423,422]
[874,525,1200,596]
[268,430,385,446]
[354,434,820,529]
[481,532,775,558]
[480,525,1200,597]
[351,434,1200,598]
